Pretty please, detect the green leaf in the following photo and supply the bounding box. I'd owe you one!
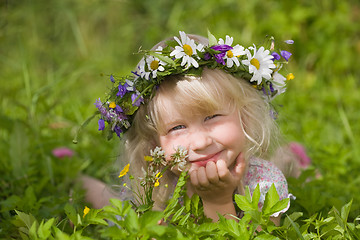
[124,208,139,233]
[283,212,303,228]
[207,30,217,46]
[252,184,261,209]
[234,194,255,211]
[147,225,167,237]
[139,211,163,228]
[178,212,191,226]
[29,221,38,240]
[171,206,186,222]
[262,184,279,215]
[64,203,78,226]
[191,194,200,216]
[14,210,37,230]
[286,215,305,240]
[254,233,280,239]
[37,218,55,239]
[150,52,176,68]
[268,198,289,216]
[341,199,352,222]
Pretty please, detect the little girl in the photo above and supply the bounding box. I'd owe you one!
[85,31,296,223]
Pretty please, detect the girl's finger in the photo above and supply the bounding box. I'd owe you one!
[205,161,219,184]
[197,166,210,187]
[216,160,231,181]
[232,153,246,179]
[190,169,199,186]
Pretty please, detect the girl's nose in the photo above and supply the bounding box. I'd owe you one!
[189,128,212,152]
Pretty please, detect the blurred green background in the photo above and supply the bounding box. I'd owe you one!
[1,0,359,237]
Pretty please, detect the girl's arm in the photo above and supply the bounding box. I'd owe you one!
[79,175,117,209]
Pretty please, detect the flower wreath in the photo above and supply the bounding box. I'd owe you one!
[94,31,294,140]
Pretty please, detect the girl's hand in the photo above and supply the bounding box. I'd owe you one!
[188,153,246,221]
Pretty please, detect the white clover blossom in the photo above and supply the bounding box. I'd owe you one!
[218,35,246,68]
[242,45,276,85]
[150,146,166,159]
[170,31,204,69]
[171,146,188,171]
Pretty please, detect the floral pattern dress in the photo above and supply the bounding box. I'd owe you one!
[243,157,294,216]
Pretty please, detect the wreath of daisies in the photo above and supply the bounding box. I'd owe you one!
[95,31,294,139]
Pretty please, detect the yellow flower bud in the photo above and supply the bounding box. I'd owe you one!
[286,73,295,81]
[83,206,90,217]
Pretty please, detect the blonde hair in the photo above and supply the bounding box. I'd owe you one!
[122,35,281,209]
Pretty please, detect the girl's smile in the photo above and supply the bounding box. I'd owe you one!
[190,151,223,167]
[157,97,246,174]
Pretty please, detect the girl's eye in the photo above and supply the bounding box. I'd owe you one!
[169,125,186,132]
[204,114,221,121]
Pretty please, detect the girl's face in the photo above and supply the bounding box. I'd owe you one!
[158,98,246,175]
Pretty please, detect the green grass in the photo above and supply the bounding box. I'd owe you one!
[1,0,360,238]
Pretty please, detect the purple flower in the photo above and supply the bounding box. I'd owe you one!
[95,98,108,116]
[211,44,233,52]
[117,82,129,98]
[98,119,105,131]
[110,75,115,83]
[204,52,211,60]
[271,52,281,61]
[131,93,143,107]
[209,45,234,65]
[114,125,122,137]
[214,53,226,65]
[281,50,292,61]
[284,40,294,44]
[52,147,74,158]
[115,105,123,113]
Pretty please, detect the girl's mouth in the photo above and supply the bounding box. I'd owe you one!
[191,151,222,167]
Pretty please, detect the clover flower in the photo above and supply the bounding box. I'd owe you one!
[52,147,74,158]
[170,31,204,69]
[171,146,188,171]
[242,45,276,85]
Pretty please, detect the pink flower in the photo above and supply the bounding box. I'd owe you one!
[52,147,74,158]
[289,142,311,168]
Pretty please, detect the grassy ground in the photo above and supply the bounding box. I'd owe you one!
[1,0,360,238]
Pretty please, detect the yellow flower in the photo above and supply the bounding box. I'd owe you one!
[83,206,90,217]
[154,179,160,187]
[286,73,295,81]
[109,101,116,108]
[155,172,162,178]
[144,156,153,161]
[123,183,127,187]
[118,164,130,178]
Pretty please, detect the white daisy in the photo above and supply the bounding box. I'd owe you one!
[138,47,166,80]
[170,31,204,69]
[218,35,246,68]
[242,45,276,85]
